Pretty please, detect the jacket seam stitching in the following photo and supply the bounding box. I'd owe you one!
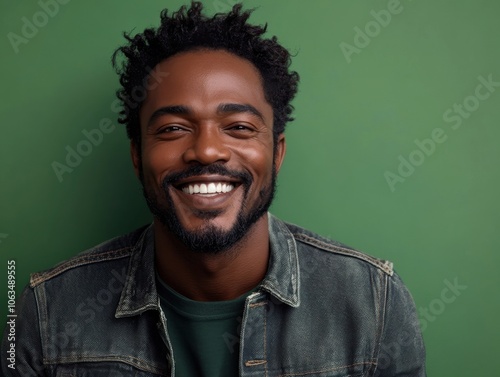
[279,361,377,376]
[264,301,268,377]
[371,273,389,376]
[30,248,132,287]
[35,284,49,374]
[292,233,393,276]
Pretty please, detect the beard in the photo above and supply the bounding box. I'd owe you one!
[140,162,277,254]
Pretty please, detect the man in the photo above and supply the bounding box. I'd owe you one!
[2,2,426,376]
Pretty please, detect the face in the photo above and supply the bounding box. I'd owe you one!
[133,49,286,253]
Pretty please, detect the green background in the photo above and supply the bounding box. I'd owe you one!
[1,0,499,375]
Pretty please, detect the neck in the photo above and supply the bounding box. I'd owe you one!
[154,215,270,301]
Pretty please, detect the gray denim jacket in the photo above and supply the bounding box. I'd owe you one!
[2,214,426,376]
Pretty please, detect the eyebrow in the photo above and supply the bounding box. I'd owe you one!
[217,103,265,122]
[147,103,265,128]
[147,105,191,128]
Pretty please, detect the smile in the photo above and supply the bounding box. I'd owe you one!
[181,182,235,195]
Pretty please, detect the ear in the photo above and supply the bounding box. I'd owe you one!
[274,133,286,173]
[130,140,140,178]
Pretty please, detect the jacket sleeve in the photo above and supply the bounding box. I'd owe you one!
[373,272,427,376]
[1,285,47,376]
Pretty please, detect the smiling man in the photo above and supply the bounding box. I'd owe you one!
[2,2,426,376]
[138,49,286,306]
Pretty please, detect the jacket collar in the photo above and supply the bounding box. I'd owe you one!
[115,213,300,318]
[115,224,157,318]
[259,213,300,307]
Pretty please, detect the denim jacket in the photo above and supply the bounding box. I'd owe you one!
[2,214,426,376]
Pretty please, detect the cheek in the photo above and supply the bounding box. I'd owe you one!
[239,146,275,183]
[141,144,177,184]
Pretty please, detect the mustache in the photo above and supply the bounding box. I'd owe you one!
[161,163,253,190]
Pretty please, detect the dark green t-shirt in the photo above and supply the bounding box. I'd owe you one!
[156,275,253,377]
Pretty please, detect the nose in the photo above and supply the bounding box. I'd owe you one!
[182,125,231,165]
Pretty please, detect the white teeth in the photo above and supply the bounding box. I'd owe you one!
[181,182,235,195]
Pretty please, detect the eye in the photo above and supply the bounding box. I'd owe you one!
[157,125,185,134]
[227,124,256,133]
[225,123,258,139]
[152,124,190,140]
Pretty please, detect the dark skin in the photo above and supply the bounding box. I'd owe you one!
[132,50,286,301]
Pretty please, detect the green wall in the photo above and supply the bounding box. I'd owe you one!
[1,1,499,375]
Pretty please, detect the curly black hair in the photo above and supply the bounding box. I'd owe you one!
[112,1,299,149]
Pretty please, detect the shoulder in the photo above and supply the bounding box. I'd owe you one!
[282,218,394,276]
[29,224,150,288]
[277,217,418,317]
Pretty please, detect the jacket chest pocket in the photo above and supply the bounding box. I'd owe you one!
[54,362,168,377]
[274,373,365,377]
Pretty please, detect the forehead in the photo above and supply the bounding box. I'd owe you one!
[140,49,272,121]
[150,48,264,82]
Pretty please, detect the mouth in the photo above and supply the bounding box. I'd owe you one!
[180,182,236,196]
[172,175,243,200]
